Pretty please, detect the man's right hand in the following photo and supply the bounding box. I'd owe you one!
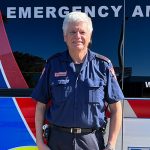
[38,142,51,150]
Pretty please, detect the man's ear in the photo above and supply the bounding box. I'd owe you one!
[88,34,93,48]
[64,34,67,42]
[88,39,92,48]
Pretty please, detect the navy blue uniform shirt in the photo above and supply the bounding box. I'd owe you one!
[31,50,124,128]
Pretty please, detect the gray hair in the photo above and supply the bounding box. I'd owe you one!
[62,12,93,35]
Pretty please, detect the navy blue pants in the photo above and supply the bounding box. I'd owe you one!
[48,128,105,150]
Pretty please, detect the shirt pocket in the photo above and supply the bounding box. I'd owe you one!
[85,79,105,103]
[50,79,70,103]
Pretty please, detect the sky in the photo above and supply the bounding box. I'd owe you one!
[0,0,150,76]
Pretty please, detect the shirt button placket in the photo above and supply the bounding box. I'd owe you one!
[74,74,79,127]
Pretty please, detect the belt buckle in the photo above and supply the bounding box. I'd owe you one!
[71,128,81,133]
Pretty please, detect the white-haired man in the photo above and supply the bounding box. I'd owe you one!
[32,11,124,150]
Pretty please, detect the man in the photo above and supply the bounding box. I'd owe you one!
[32,12,124,150]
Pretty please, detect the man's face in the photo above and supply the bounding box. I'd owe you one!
[64,21,92,53]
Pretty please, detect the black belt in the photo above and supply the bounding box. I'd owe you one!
[51,124,102,134]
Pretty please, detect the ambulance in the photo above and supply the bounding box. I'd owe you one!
[0,0,150,149]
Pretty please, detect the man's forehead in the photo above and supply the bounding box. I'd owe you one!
[67,22,88,29]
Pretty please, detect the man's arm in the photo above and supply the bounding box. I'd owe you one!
[105,101,122,150]
[35,101,50,150]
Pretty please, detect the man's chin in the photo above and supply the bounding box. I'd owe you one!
[73,46,84,51]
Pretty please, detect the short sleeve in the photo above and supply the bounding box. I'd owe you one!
[31,63,51,104]
[105,62,124,104]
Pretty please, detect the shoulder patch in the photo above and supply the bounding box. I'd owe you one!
[95,53,111,63]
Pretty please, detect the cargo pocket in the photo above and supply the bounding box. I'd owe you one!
[50,79,70,103]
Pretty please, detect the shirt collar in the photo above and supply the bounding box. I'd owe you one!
[60,49,95,63]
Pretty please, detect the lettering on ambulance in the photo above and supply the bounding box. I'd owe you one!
[6,5,150,19]
[6,6,122,18]
[145,82,150,88]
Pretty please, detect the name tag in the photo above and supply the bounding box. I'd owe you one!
[54,71,67,77]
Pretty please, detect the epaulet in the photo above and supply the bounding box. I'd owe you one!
[46,52,61,63]
[95,53,111,63]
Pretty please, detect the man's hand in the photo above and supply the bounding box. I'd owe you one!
[38,142,51,150]
[103,143,114,150]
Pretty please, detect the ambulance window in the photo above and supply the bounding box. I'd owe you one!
[0,0,124,91]
[123,2,150,98]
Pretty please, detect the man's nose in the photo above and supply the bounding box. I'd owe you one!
[75,32,81,38]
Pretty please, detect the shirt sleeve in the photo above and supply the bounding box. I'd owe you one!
[105,61,124,104]
[31,63,51,104]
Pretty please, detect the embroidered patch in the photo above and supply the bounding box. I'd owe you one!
[54,71,67,77]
